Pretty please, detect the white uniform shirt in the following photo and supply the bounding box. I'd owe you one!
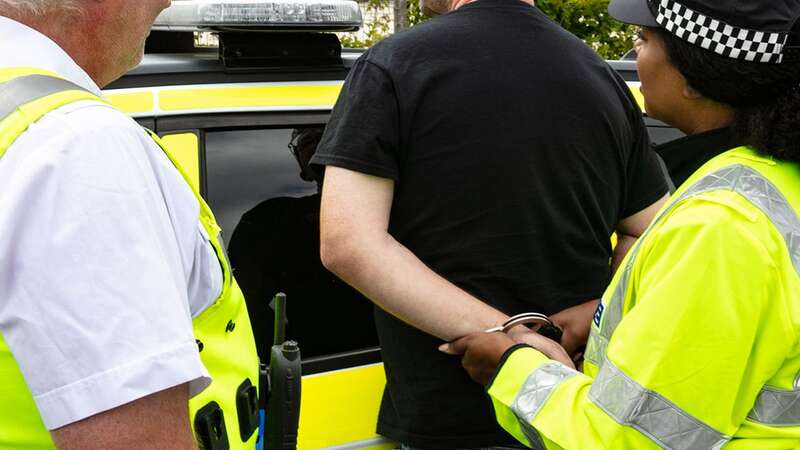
[0,17,220,430]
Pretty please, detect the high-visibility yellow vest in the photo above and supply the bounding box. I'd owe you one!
[488,146,800,449]
[0,67,260,450]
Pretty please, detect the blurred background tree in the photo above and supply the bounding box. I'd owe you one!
[339,0,394,47]
[339,0,636,60]
[536,0,636,59]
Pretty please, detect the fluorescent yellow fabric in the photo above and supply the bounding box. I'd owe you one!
[489,147,800,449]
[149,130,261,450]
[0,67,105,160]
[0,70,259,449]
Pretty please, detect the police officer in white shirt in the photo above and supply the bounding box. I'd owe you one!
[0,1,260,449]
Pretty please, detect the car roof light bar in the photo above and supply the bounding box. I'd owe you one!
[153,0,363,32]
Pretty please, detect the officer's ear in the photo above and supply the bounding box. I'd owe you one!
[682,84,703,100]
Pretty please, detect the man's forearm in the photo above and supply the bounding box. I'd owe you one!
[612,194,670,273]
[321,232,510,342]
[611,233,637,274]
[318,166,514,342]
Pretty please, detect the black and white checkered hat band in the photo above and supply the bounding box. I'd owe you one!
[655,0,789,63]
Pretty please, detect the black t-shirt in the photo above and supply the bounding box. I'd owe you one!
[311,0,669,446]
[654,127,737,188]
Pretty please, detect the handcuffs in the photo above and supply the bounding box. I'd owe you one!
[484,312,564,343]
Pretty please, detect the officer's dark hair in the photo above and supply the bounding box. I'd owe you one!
[654,25,800,163]
[289,127,325,184]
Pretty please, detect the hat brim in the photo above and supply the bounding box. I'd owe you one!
[608,0,659,27]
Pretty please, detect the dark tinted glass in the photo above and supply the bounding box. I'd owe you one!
[206,128,316,238]
[205,127,378,360]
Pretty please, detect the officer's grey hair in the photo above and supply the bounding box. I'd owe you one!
[0,0,82,16]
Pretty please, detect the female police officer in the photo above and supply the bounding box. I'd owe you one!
[441,1,800,448]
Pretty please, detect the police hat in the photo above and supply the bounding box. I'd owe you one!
[608,0,800,63]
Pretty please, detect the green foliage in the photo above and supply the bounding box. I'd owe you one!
[407,0,426,26]
[339,0,393,48]
[536,0,636,59]
[341,0,636,60]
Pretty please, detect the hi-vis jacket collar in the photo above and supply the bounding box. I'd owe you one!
[609,0,800,63]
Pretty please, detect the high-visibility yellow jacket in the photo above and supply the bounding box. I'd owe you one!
[0,68,260,449]
[488,146,800,450]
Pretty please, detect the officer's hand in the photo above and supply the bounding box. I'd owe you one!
[505,326,576,370]
[550,299,600,362]
[439,332,517,385]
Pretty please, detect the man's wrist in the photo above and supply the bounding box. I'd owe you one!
[505,323,532,340]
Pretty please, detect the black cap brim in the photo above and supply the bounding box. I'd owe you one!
[608,0,659,27]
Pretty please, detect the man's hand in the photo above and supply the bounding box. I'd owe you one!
[506,326,575,369]
[549,299,600,360]
[440,332,518,385]
[441,330,575,385]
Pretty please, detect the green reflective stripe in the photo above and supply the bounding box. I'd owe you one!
[586,163,800,428]
[0,74,89,121]
[510,363,578,449]
[589,355,730,450]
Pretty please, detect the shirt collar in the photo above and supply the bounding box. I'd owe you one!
[654,127,739,188]
[0,16,103,97]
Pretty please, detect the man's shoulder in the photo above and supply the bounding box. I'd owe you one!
[361,21,436,68]
[363,13,471,67]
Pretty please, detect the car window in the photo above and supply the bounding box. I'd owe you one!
[205,127,379,360]
[206,128,316,236]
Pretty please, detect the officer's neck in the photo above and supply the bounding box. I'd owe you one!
[8,12,125,88]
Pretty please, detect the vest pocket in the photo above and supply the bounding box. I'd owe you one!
[194,401,230,450]
[236,378,259,442]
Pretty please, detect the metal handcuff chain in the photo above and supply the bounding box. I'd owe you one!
[484,312,554,333]
[484,312,564,343]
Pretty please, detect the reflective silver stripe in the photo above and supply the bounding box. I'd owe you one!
[510,363,578,449]
[590,355,730,449]
[585,163,800,428]
[679,165,800,426]
[0,74,90,122]
[749,386,800,426]
[585,166,760,367]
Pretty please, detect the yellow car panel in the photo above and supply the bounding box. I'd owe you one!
[159,83,344,112]
[106,90,155,116]
[160,132,200,193]
[106,81,644,118]
[298,363,390,450]
[627,81,645,111]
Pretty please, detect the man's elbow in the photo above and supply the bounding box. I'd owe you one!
[319,229,357,276]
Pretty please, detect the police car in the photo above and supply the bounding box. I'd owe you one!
[102,2,681,448]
